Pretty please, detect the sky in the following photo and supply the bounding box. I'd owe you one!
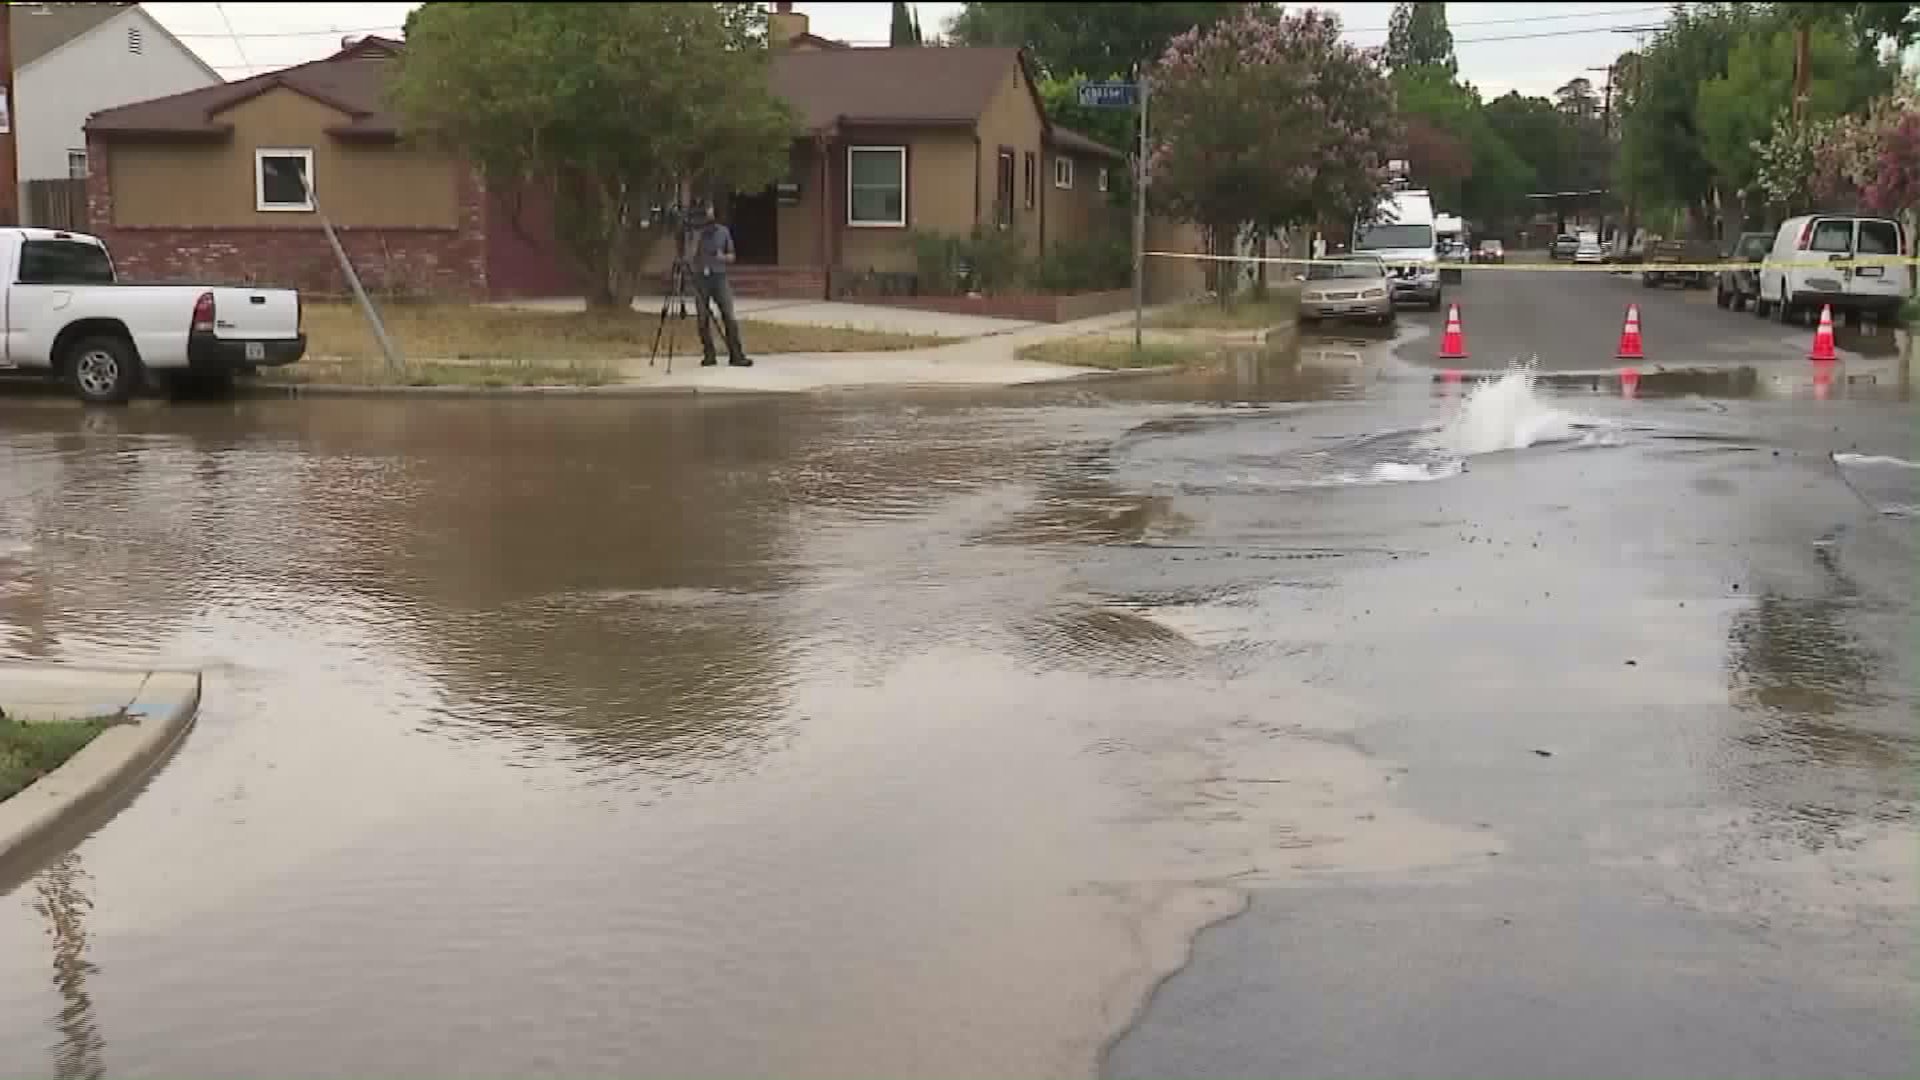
[143,2,1673,101]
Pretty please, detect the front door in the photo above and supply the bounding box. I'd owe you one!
[726,187,779,265]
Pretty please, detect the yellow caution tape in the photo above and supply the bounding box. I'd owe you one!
[1143,250,1920,273]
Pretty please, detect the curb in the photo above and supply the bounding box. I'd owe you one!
[0,669,202,879]
[240,382,798,400]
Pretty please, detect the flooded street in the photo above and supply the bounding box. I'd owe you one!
[0,331,1915,1078]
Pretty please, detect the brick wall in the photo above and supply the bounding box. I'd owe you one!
[84,135,490,300]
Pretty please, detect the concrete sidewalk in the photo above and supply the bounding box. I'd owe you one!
[456,303,1203,393]
[0,665,201,876]
[496,295,1040,339]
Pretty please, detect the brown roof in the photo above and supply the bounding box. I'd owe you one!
[1048,125,1124,162]
[772,45,1037,132]
[87,40,399,138]
[89,39,1119,153]
[14,2,134,69]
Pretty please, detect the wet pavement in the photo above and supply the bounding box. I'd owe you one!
[0,318,1914,1079]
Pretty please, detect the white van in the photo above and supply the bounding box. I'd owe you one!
[1353,190,1442,310]
[1754,214,1909,324]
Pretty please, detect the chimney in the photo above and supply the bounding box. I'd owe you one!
[769,1,808,47]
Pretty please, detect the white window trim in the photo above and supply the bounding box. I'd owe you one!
[1054,156,1074,190]
[1097,166,1110,193]
[846,145,906,228]
[66,149,88,179]
[255,147,315,212]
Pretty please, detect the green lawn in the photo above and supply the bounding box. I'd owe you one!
[1144,293,1300,331]
[0,714,112,802]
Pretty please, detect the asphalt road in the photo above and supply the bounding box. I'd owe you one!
[1390,261,1901,374]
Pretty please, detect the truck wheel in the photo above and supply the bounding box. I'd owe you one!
[65,336,143,405]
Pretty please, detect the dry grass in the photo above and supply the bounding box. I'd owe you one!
[1017,338,1196,370]
[301,302,952,365]
[283,356,617,388]
[1145,292,1300,331]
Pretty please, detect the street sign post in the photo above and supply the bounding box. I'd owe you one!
[1074,79,1150,351]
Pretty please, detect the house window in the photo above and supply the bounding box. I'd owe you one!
[847,145,906,227]
[66,150,88,180]
[1097,166,1110,193]
[995,150,1015,228]
[1054,156,1075,190]
[1023,151,1036,210]
[255,148,314,212]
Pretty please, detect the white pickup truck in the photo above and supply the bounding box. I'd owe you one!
[0,227,304,404]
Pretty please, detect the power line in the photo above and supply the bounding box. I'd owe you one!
[1342,5,1672,34]
[212,2,255,75]
[172,24,406,40]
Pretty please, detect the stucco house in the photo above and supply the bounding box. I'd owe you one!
[81,7,1201,304]
[13,2,220,222]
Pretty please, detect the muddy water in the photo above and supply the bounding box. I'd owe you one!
[0,352,1914,1079]
[0,386,1489,1079]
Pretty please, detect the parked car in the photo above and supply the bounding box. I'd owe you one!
[1550,234,1580,260]
[0,228,305,403]
[1754,213,1910,325]
[1715,231,1774,311]
[1642,239,1714,289]
[1297,255,1394,327]
[1473,239,1505,264]
[1573,232,1607,265]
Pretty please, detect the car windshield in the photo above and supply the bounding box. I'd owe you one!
[1356,224,1434,250]
[1307,259,1385,281]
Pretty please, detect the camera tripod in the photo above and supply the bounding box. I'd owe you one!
[646,255,696,374]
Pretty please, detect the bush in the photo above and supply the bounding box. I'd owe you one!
[907,225,1031,295]
[1031,228,1133,293]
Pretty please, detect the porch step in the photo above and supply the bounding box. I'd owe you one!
[660,266,824,300]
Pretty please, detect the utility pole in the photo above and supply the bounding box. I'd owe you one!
[0,0,19,227]
[1792,24,1811,121]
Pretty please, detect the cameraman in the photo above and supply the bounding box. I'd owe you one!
[688,201,752,368]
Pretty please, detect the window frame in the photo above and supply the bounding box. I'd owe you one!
[846,145,907,229]
[995,148,1015,229]
[1053,156,1074,190]
[66,149,88,180]
[255,147,315,213]
[1097,166,1109,193]
[1023,151,1036,210]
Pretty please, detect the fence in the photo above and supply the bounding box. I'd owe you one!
[24,178,86,231]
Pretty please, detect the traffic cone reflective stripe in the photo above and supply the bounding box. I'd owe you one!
[1438,304,1468,360]
[1809,304,1837,361]
[1616,304,1644,360]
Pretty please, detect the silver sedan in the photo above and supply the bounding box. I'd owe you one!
[1297,255,1394,326]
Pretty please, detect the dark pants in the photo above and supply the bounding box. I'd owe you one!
[691,269,747,364]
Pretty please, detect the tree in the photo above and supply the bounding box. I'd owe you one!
[1486,91,1575,193]
[1391,66,1536,227]
[945,2,1237,79]
[891,1,923,46]
[390,3,796,309]
[1697,22,1888,221]
[1147,6,1398,296]
[1386,1,1457,75]
[1617,3,1762,238]
[1037,74,1134,204]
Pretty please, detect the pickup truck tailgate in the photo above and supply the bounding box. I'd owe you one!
[212,286,300,340]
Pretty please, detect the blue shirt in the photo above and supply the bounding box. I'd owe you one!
[692,223,734,276]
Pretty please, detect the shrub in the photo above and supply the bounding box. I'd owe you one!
[1031,228,1133,293]
[908,225,1031,295]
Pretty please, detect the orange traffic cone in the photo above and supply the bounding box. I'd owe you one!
[1620,367,1641,399]
[1438,304,1468,360]
[1616,304,1644,361]
[1809,304,1837,362]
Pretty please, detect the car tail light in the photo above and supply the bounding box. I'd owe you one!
[191,291,215,334]
[1796,220,1815,250]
